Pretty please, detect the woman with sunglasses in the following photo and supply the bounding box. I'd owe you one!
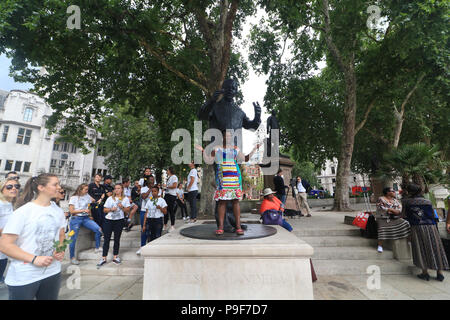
[0,178,20,284]
[0,174,66,300]
[52,187,69,232]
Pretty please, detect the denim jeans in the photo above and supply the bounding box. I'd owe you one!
[69,216,102,259]
[140,210,148,247]
[281,219,293,232]
[0,259,7,282]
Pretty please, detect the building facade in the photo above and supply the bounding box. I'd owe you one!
[0,89,109,194]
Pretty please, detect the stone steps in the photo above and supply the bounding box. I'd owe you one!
[293,228,361,237]
[78,247,143,261]
[66,260,144,276]
[302,236,378,247]
[312,247,394,260]
[312,259,414,275]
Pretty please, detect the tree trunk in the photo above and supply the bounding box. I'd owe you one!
[332,70,357,211]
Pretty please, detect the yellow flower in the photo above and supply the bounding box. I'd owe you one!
[68,230,75,237]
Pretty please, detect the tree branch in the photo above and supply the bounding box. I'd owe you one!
[400,72,426,115]
[220,0,239,81]
[139,39,208,93]
[321,0,347,74]
[355,98,376,134]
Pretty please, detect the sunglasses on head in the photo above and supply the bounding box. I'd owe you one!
[5,184,20,190]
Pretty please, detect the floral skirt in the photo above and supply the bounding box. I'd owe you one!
[214,189,243,201]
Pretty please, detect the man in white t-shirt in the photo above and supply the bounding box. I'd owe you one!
[186,161,199,223]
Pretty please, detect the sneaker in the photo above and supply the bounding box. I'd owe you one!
[94,248,101,254]
[136,248,141,255]
[112,257,122,265]
[163,225,168,231]
[97,258,107,268]
[183,217,186,221]
[377,246,383,253]
[169,226,175,232]
[70,258,80,265]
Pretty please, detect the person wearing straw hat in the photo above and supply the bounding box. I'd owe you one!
[259,188,293,232]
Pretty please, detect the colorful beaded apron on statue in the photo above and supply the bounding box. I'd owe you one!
[214,147,243,201]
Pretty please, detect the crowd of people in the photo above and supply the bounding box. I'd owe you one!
[0,163,200,300]
[0,162,448,299]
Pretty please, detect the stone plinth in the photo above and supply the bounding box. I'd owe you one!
[141,223,314,300]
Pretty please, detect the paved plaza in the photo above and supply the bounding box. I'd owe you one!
[1,206,449,300]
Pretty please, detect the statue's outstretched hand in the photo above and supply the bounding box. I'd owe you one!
[253,102,261,113]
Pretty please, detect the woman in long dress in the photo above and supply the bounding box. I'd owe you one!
[375,187,411,253]
[403,184,449,281]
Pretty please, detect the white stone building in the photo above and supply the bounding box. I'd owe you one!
[0,89,109,195]
[317,159,371,195]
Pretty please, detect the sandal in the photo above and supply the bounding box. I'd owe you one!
[236,228,244,235]
[215,229,224,235]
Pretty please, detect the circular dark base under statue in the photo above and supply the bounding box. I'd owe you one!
[180,223,277,241]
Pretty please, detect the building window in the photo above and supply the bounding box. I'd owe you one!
[353,176,357,182]
[23,107,34,122]
[16,128,32,145]
[62,142,69,152]
[92,168,96,177]
[2,125,9,142]
[71,144,77,153]
[53,142,60,151]
[102,169,107,177]
[68,161,75,168]
[318,179,321,184]
[14,161,22,172]
[23,162,31,173]
[332,178,336,183]
[393,183,399,191]
[5,160,13,171]
[331,167,336,174]
[97,141,107,157]
[50,159,57,167]
[59,160,66,168]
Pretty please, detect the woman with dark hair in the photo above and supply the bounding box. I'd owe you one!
[0,174,66,300]
[0,178,20,284]
[143,186,167,242]
[163,167,178,232]
[52,186,69,233]
[375,187,410,253]
[403,184,449,281]
[68,183,102,265]
[97,183,130,267]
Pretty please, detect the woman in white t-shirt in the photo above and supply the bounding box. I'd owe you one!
[143,186,167,242]
[68,184,102,265]
[97,184,130,267]
[163,167,178,232]
[0,174,65,300]
[0,178,20,284]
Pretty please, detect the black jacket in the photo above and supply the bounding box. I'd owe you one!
[273,175,286,195]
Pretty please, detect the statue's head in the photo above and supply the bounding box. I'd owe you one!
[221,79,238,101]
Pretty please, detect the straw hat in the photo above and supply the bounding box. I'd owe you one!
[263,188,276,197]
